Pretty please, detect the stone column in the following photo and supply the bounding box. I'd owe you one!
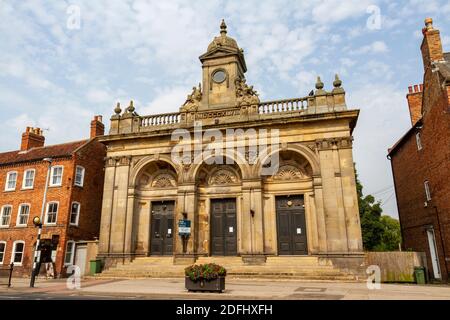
[109,156,131,255]
[312,175,328,253]
[98,158,117,255]
[175,184,197,256]
[241,179,264,255]
[317,141,347,253]
[338,146,363,252]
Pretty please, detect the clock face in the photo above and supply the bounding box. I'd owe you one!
[212,70,226,83]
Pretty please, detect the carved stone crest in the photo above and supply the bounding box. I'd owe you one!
[235,78,260,107]
[209,168,238,185]
[181,83,202,112]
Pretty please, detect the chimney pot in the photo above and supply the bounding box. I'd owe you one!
[408,86,413,93]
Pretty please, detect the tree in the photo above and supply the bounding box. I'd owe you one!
[355,167,401,251]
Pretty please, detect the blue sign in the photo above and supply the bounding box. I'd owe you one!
[178,219,191,236]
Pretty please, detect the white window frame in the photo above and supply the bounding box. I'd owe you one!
[416,132,422,151]
[16,203,30,227]
[0,241,6,265]
[49,165,64,187]
[11,240,25,266]
[5,171,18,191]
[69,202,80,226]
[64,241,75,266]
[0,205,12,228]
[22,169,35,189]
[74,166,85,187]
[424,181,431,201]
[44,201,59,225]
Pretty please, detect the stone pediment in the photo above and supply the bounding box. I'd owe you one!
[199,47,247,72]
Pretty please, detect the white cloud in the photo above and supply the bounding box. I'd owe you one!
[351,41,389,55]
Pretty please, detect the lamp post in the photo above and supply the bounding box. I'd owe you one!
[30,157,52,287]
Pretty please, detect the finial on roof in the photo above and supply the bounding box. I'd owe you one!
[220,19,227,36]
[333,74,342,88]
[114,102,122,115]
[128,100,135,113]
[424,17,433,31]
[315,76,324,90]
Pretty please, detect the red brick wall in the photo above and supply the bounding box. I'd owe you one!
[391,79,450,281]
[0,140,105,277]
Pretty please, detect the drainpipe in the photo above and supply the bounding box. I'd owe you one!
[433,205,449,280]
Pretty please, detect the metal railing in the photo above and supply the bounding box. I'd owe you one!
[0,263,14,288]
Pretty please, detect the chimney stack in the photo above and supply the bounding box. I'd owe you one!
[21,127,45,151]
[90,115,104,138]
[406,84,423,126]
[421,18,444,70]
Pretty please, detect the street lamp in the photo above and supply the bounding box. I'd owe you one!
[30,157,52,287]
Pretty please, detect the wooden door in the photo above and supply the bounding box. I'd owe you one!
[276,195,308,255]
[150,201,174,256]
[210,198,237,256]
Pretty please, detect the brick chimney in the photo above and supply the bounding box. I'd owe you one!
[406,84,423,126]
[421,18,444,70]
[21,127,45,151]
[90,115,104,138]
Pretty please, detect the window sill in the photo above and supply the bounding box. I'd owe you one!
[44,223,57,227]
[48,185,62,188]
[3,189,16,192]
[15,224,27,228]
[69,224,79,227]
[74,184,84,188]
[21,187,34,191]
[0,226,10,229]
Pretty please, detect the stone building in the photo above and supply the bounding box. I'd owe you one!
[97,21,363,276]
[0,117,105,277]
[388,18,450,282]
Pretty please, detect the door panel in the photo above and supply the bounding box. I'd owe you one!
[276,195,308,255]
[210,198,237,256]
[150,201,174,256]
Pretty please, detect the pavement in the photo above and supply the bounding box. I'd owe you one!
[1,277,450,300]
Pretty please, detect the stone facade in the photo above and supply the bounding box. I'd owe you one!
[389,18,450,282]
[97,21,363,270]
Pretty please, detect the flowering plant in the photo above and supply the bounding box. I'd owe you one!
[185,263,227,281]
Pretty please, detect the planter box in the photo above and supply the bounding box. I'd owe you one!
[185,276,225,293]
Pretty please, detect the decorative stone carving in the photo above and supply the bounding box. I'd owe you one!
[209,168,238,185]
[315,137,353,150]
[181,83,202,112]
[272,165,306,181]
[235,78,260,106]
[151,173,176,188]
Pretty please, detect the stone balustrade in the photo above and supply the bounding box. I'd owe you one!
[140,112,181,127]
[258,97,309,114]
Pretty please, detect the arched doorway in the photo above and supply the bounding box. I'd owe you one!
[262,150,313,255]
[195,157,243,256]
[135,160,178,256]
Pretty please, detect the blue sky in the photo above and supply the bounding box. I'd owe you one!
[0,0,449,217]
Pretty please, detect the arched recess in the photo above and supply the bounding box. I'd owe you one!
[258,148,318,256]
[187,148,251,183]
[132,157,180,257]
[254,144,320,178]
[130,155,181,188]
[193,155,244,256]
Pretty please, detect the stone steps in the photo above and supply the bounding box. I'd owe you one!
[96,255,361,281]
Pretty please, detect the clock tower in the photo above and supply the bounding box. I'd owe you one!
[198,20,248,110]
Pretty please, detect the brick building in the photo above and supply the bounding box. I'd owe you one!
[388,18,450,282]
[0,116,106,277]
